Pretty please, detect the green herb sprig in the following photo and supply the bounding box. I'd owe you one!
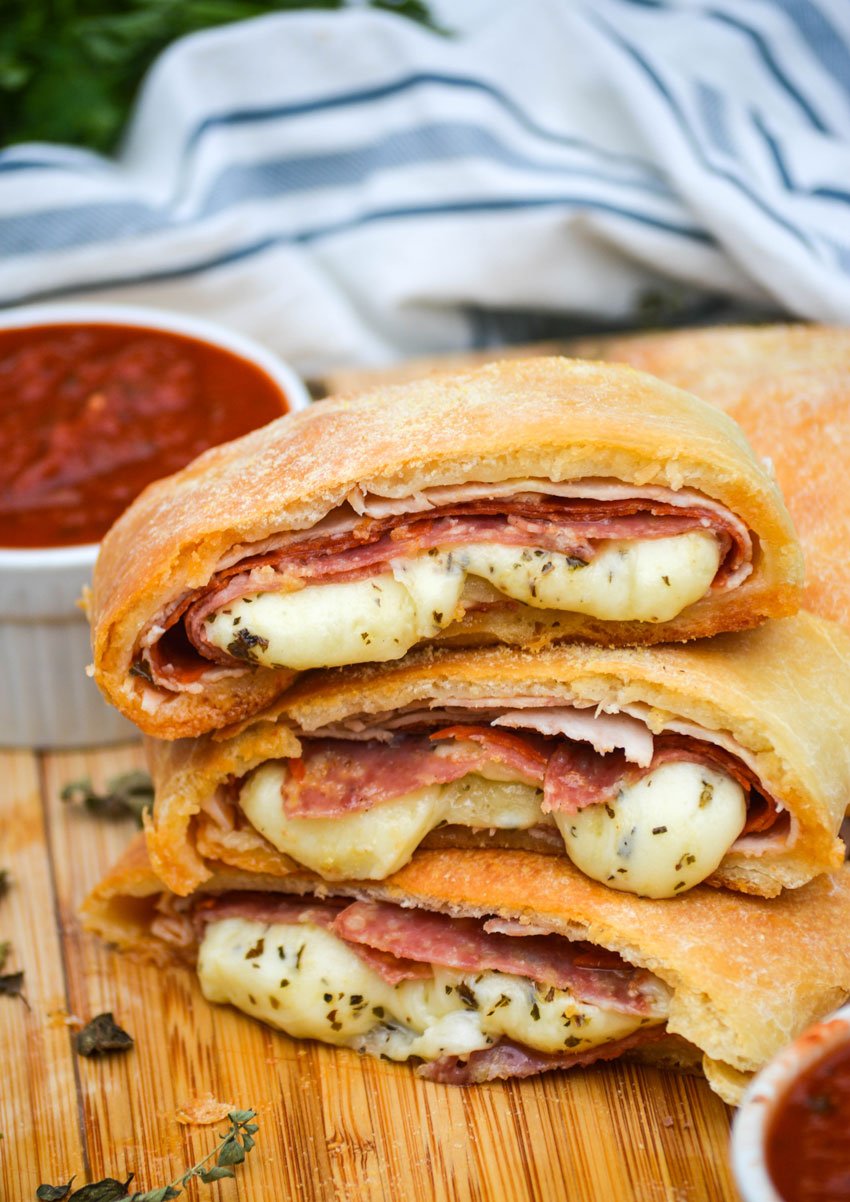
[2,2,437,154]
[60,772,154,826]
[36,1109,259,1201]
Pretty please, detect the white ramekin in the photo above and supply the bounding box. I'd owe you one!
[731,1001,850,1202]
[0,302,311,749]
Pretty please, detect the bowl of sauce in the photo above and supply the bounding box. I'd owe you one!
[732,1002,850,1202]
[0,302,311,747]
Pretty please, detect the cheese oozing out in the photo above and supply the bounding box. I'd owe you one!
[205,532,720,671]
[555,762,747,899]
[238,755,748,897]
[240,762,545,880]
[197,917,657,1063]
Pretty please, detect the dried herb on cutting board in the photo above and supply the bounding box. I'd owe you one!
[60,771,154,826]
[36,1180,77,1200]
[0,867,9,899]
[37,1175,133,1201]
[0,970,27,1006]
[75,1012,134,1057]
[0,940,28,1008]
[35,1109,260,1200]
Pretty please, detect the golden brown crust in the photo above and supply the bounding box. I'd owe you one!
[90,357,802,739]
[146,612,849,898]
[568,324,850,629]
[82,836,850,1104]
[372,851,850,1091]
[143,721,301,896]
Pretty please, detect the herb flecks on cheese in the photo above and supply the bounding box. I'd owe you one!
[198,919,658,1063]
[239,758,747,897]
[240,769,546,880]
[555,762,747,899]
[205,533,720,671]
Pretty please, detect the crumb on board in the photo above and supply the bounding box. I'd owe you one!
[175,1093,235,1126]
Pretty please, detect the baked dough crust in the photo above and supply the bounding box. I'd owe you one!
[569,324,850,629]
[81,836,850,1105]
[144,612,849,899]
[90,357,802,739]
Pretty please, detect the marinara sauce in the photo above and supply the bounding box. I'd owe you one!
[1,323,289,548]
[767,1036,850,1202]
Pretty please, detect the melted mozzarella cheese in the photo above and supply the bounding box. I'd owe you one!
[205,533,720,670]
[205,557,465,672]
[555,762,747,899]
[457,533,720,622]
[197,918,654,1063]
[239,764,546,880]
[241,755,749,896]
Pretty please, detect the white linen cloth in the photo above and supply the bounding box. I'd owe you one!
[2,0,849,373]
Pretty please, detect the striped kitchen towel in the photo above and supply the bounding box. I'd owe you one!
[2,0,849,373]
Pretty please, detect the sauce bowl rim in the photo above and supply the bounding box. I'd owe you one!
[0,300,312,566]
[731,1001,850,1202]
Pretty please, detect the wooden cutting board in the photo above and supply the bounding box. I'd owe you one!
[0,347,740,1202]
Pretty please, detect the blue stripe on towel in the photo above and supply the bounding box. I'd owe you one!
[0,193,714,308]
[0,119,676,257]
[596,19,821,255]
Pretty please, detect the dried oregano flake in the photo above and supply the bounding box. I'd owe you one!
[75,1012,134,1058]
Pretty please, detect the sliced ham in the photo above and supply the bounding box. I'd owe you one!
[494,707,654,768]
[416,1026,668,1084]
[138,488,751,683]
[482,917,557,938]
[541,731,781,836]
[333,901,665,1015]
[347,477,751,548]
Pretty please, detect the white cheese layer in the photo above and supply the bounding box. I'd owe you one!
[239,756,747,896]
[240,764,546,880]
[197,918,654,1063]
[555,762,747,899]
[205,533,720,670]
[205,557,465,673]
[456,533,719,622]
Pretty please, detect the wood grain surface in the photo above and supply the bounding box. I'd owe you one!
[0,740,738,1202]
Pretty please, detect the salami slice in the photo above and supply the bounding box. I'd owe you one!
[279,733,524,819]
[333,901,663,1014]
[417,1026,668,1084]
[141,491,749,681]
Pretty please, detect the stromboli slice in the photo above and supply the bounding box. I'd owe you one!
[81,838,850,1105]
[144,613,850,900]
[88,357,802,739]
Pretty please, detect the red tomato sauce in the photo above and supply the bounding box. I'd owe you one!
[1,323,290,548]
[767,1037,850,1202]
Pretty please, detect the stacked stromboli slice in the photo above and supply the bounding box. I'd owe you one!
[85,359,850,1104]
